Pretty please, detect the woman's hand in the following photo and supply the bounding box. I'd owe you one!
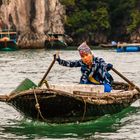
[54,52,60,61]
[107,63,113,71]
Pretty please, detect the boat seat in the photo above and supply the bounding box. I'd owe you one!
[46,84,104,94]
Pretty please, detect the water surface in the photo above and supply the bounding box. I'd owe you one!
[0,49,140,139]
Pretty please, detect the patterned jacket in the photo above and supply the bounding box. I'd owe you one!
[57,57,113,85]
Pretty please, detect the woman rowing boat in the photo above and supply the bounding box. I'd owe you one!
[56,42,113,92]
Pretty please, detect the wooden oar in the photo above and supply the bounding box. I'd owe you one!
[112,67,140,92]
[38,54,56,87]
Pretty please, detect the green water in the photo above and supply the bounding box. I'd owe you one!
[0,49,140,139]
[1,107,139,139]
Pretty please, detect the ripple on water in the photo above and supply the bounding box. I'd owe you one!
[0,50,140,139]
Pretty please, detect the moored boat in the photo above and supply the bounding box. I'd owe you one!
[117,43,140,52]
[44,33,67,49]
[0,31,18,51]
[99,43,117,49]
[99,41,117,49]
[0,79,139,124]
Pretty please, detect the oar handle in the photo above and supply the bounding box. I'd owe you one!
[38,54,56,87]
[112,67,140,92]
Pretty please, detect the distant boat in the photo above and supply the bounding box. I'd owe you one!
[99,43,117,49]
[44,33,67,49]
[0,31,18,51]
[99,41,117,49]
[117,43,140,52]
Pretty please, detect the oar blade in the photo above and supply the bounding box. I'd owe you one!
[12,78,37,93]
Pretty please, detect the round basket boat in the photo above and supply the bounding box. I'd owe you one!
[1,81,139,123]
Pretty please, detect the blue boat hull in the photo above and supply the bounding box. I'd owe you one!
[117,46,140,52]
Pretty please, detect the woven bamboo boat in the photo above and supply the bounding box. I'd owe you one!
[0,80,140,124]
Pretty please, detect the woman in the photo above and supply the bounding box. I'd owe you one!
[56,42,113,92]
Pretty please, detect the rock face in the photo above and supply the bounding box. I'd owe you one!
[0,0,65,48]
[130,27,140,43]
[130,2,140,43]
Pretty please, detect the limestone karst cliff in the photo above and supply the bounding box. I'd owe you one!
[0,0,140,47]
[0,0,65,48]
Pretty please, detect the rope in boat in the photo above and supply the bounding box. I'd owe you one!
[41,81,89,123]
[33,87,57,125]
[33,87,49,123]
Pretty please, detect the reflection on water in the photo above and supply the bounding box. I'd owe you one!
[0,49,140,139]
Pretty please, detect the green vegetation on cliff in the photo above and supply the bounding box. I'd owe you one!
[61,0,140,44]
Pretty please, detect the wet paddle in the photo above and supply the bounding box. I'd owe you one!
[38,54,56,87]
[112,67,140,92]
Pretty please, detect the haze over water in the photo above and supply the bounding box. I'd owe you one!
[0,49,140,139]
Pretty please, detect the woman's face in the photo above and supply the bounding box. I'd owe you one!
[81,53,93,65]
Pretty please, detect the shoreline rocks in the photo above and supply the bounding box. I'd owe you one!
[17,31,47,49]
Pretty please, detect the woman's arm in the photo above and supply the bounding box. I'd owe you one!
[94,57,108,79]
[57,57,82,67]
[95,57,113,84]
[96,57,113,71]
[80,67,90,84]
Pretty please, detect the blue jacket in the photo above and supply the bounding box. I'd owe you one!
[57,57,113,85]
